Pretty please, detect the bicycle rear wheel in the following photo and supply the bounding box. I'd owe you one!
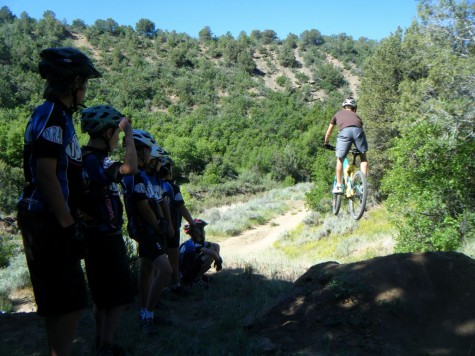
[349,171,367,220]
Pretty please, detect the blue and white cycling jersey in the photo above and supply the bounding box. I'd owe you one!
[18,99,83,213]
[122,168,161,238]
[81,146,124,234]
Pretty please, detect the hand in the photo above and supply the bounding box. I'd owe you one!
[63,220,86,259]
[214,257,223,271]
[119,117,132,132]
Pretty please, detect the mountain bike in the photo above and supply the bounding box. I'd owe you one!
[323,144,368,220]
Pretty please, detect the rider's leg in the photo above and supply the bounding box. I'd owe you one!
[336,158,343,185]
[146,255,172,312]
[360,153,368,176]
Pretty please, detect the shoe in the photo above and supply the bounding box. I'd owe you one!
[332,184,343,194]
[141,318,160,337]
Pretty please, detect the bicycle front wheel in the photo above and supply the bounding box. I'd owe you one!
[332,193,342,215]
[348,171,367,220]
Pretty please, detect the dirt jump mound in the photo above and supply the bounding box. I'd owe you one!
[250,252,475,355]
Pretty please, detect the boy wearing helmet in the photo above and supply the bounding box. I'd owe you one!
[179,219,223,289]
[121,130,172,336]
[158,156,195,295]
[324,97,368,194]
[17,47,101,355]
[80,105,136,354]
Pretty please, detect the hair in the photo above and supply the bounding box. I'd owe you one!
[43,75,86,100]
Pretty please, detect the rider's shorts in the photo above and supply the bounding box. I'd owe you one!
[336,127,368,158]
[17,210,88,317]
[84,230,135,310]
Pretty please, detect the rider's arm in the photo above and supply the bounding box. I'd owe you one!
[119,118,137,176]
[137,199,162,234]
[37,157,75,227]
[324,123,335,144]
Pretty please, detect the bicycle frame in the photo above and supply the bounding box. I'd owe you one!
[341,154,358,198]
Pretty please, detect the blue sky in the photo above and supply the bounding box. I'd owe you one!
[4,0,419,40]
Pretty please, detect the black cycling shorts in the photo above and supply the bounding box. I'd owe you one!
[84,230,135,310]
[17,210,88,317]
[137,232,167,261]
[166,228,181,249]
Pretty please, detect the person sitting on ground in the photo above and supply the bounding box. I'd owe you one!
[179,219,222,290]
[324,97,368,194]
[80,105,137,355]
[121,130,172,337]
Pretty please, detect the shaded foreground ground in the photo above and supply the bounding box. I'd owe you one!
[249,251,475,355]
[2,252,475,355]
[1,202,475,355]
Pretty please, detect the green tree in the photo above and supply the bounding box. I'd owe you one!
[198,26,213,42]
[136,18,156,37]
[0,6,15,25]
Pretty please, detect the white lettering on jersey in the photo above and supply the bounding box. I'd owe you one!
[103,157,115,170]
[66,135,82,162]
[134,183,146,194]
[42,126,63,144]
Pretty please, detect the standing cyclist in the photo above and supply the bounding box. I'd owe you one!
[121,130,172,336]
[158,156,194,296]
[80,105,137,355]
[324,97,368,194]
[17,47,101,356]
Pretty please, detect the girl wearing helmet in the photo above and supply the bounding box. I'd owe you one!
[17,47,101,355]
[179,219,223,290]
[121,130,172,336]
[80,105,136,354]
[324,97,368,194]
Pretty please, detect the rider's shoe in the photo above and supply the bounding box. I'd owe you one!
[332,185,343,194]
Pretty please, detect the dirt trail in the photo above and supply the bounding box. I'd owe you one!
[219,201,308,259]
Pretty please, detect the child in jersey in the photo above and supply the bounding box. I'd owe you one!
[158,156,194,295]
[80,105,136,354]
[179,219,223,290]
[17,47,101,355]
[121,130,172,337]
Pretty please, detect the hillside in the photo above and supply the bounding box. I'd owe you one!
[67,30,363,104]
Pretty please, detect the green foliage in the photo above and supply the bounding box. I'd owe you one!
[135,18,156,38]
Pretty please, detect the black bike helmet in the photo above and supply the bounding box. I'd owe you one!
[81,105,123,135]
[184,218,208,235]
[161,156,175,167]
[132,129,156,149]
[39,47,102,80]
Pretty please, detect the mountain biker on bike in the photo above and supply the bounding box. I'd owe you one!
[17,47,101,356]
[324,97,368,194]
